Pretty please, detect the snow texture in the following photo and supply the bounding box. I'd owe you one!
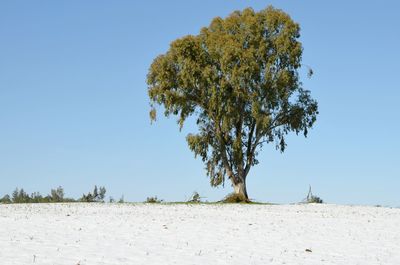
[0,203,399,264]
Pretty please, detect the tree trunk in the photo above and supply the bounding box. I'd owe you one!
[232,178,248,200]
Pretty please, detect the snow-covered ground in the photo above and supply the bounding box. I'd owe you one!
[0,203,399,265]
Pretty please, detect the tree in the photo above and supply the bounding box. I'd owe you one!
[80,192,94,202]
[80,185,106,202]
[93,185,98,199]
[98,186,106,202]
[11,188,30,203]
[12,188,19,203]
[147,6,318,200]
[50,186,64,202]
[0,194,11,204]
[31,192,43,203]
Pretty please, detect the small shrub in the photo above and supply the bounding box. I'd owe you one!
[30,192,43,203]
[0,194,11,204]
[41,195,52,203]
[304,185,323,204]
[307,195,323,204]
[187,191,202,203]
[146,196,162,203]
[12,188,30,203]
[222,193,250,203]
[80,185,107,202]
[80,192,94,202]
[118,195,124,203]
[62,198,76,203]
[50,186,64,202]
[98,187,106,201]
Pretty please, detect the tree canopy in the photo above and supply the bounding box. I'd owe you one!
[147,6,318,200]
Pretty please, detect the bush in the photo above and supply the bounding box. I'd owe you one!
[307,195,323,203]
[187,191,202,203]
[12,188,30,203]
[304,185,323,204]
[146,196,162,203]
[50,186,64,202]
[222,193,250,203]
[30,192,44,203]
[0,194,11,204]
[62,198,76,203]
[80,185,107,202]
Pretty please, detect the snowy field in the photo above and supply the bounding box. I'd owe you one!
[0,203,399,265]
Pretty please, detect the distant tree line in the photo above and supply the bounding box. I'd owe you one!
[1,186,323,204]
[0,185,107,204]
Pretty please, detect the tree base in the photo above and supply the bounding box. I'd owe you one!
[222,193,251,203]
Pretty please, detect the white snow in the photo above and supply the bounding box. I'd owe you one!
[0,203,399,264]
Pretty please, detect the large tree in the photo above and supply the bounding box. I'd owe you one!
[147,6,318,200]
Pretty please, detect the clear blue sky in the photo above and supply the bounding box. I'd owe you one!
[1,1,399,206]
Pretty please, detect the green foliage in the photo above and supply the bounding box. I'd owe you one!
[0,186,111,204]
[146,196,162,203]
[12,188,30,203]
[93,185,98,198]
[50,186,64,202]
[80,185,107,202]
[0,186,109,204]
[80,193,93,202]
[99,187,106,201]
[61,198,77,203]
[30,192,45,203]
[307,195,323,204]
[0,194,11,204]
[147,6,318,196]
[5,187,74,203]
[304,185,323,204]
[118,195,124,203]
